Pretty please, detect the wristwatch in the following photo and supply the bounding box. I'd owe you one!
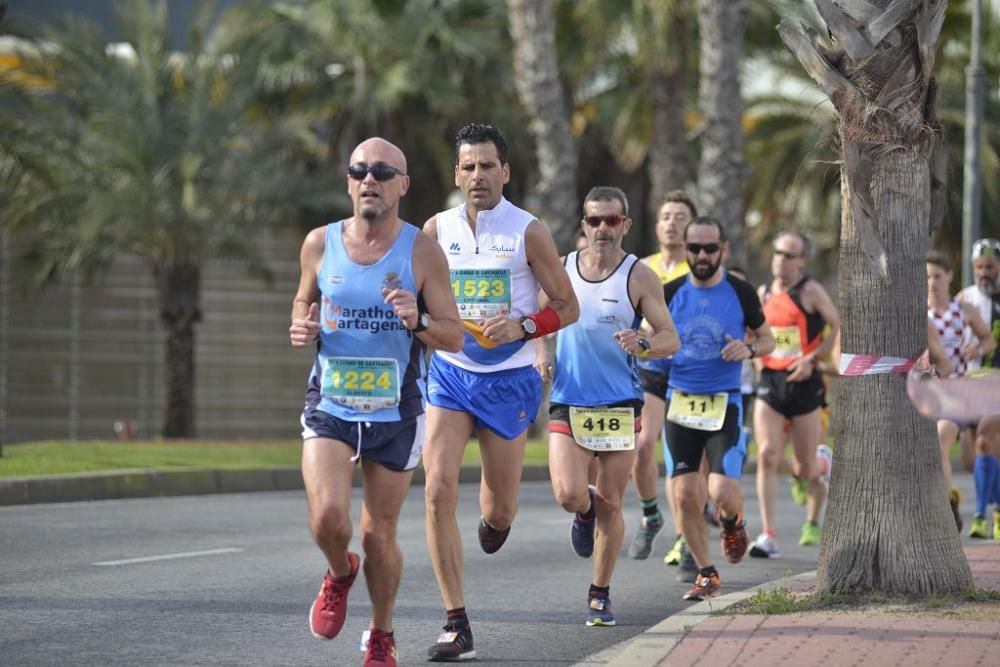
[412,312,430,333]
[637,338,652,354]
[520,316,538,341]
[746,342,757,359]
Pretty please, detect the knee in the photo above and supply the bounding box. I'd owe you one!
[360,523,394,559]
[425,479,458,517]
[673,481,702,514]
[757,445,783,472]
[309,502,351,545]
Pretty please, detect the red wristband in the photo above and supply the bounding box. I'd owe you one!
[528,306,561,339]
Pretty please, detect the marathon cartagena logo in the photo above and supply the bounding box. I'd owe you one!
[322,296,408,335]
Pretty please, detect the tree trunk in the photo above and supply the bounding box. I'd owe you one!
[506,0,579,253]
[780,0,970,593]
[647,52,693,240]
[696,0,749,262]
[155,261,201,439]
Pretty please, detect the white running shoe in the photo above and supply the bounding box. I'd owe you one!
[817,444,833,484]
[749,533,781,559]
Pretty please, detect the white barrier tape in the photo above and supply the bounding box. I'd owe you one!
[839,353,917,376]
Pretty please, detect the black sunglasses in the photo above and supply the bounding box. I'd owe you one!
[347,163,403,182]
[685,242,721,255]
[583,214,624,228]
[773,249,802,259]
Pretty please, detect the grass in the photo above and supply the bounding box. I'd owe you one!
[0,438,553,478]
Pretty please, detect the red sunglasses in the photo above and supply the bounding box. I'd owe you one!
[583,214,624,228]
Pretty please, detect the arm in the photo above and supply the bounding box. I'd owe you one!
[422,214,439,241]
[723,322,775,362]
[927,320,954,377]
[397,233,464,352]
[614,262,679,358]
[481,219,580,344]
[960,301,997,360]
[289,227,325,347]
[788,280,841,381]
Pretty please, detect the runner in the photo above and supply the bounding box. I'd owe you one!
[546,186,679,626]
[663,216,774,601]
[750,231,840,558]
[421,123,579,661]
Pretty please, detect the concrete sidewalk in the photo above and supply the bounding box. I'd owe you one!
[611,544,1000,667]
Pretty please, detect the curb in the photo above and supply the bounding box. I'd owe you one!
[0,463,555,507]
[595,570,818,667]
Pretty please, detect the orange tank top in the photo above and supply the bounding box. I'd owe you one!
[760,275,825,371]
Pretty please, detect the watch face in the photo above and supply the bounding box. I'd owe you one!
[522,318,537,334]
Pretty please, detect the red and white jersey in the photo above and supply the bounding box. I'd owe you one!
[928,298,966,378]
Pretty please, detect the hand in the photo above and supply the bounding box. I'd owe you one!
[382,286,419,329]
[534,350,554,383]
[290,303,321,346]
[786,355,815,382]
[959,342,982,362]
[480,310,523,345]
[613,328,648,356]
[721,334,752,362]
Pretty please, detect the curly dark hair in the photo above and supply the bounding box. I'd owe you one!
[454,123,509,164]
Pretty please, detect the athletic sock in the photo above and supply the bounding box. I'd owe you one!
[973,455,998,517]
[446,607,468,626]
[640,497,660,517]
[699,565,719,578]
[589,583,610,597]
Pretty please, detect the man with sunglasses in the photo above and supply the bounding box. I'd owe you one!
[957,238,1000,539]
[421,123,579,661]
[538,187,679,626]
[663,217,774,601]
[289,137,464,667]
[750,231,840,559]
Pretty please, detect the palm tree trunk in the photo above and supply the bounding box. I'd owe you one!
[780,0,970,593]
[647,56,693,220]
[696,0,749,261]
[155,261,202,439]
[506,0,579,252]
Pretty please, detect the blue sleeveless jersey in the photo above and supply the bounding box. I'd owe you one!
[664,272,765,396]
[304,221,427,422]
[550,252,643,406]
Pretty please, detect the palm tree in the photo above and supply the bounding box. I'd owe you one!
[0,0,327,437]
[780,0,971,593]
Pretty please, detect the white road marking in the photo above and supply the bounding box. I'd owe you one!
[93,547,244,566]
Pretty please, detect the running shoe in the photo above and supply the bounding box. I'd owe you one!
[720,515,749,564]
[816,444,833,484]
[427,621,475,662]
[798,521,821,546]
[790,477,808,505]
[628,512,664,560]
[571,486,597,559]
[683,572,721,602]
[675,543,698,583]
[585,594,616,627]
[478,516,511,554]
[993,510,1000,541]
[309,551,360,640]
[969,515,990,539]
[948,488,962,532]
[663,535,685,566]
[363,629,397,667]
[749,533,781,559]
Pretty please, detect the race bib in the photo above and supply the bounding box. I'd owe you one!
[450,268,511,320]
[321,357,400,412]
[569,407,635,451]
[771,326,802,358]
[667,392,729,431]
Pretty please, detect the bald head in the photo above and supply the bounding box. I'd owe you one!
[351,137,407,174]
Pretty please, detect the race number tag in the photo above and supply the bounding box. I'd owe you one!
[569,407,635,451]
[667,392,728,431]
[450,268,511,320]
[321,357,400,412]
[771,326,802,359]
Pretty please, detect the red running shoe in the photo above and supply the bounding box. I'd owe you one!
[309,551,360,640]
[364,629,397,667]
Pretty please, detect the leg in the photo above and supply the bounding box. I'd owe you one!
[960,427,976,473]
[671,472,709,567]
[478,427,528,531]
[593,449,636,586]
[936,419,960,490]
[423,405,475,610]
[302,437,357,575]
[708,472,744,521]
[788,408,824,524]
[753,399,786,535]
[359,460,414,632]
[632,394,665,507]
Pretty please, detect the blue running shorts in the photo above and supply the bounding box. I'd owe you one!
[427,355,542,440]
[301,408,425,472]
[661,390,746,479]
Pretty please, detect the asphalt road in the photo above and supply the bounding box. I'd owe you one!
[1,475,974,666]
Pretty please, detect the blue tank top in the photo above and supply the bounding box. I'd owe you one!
[664,272,765,396]
[550,252,643,406]
[305,221,427,421]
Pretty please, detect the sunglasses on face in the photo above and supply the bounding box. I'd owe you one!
[347,163,403,182]
[583,214,624,228]
[685,242,721,255]
[773,249,802,259]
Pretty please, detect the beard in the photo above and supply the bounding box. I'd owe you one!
[691,256,722,280]
[358,201,385,221]
[976,276,999,296]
